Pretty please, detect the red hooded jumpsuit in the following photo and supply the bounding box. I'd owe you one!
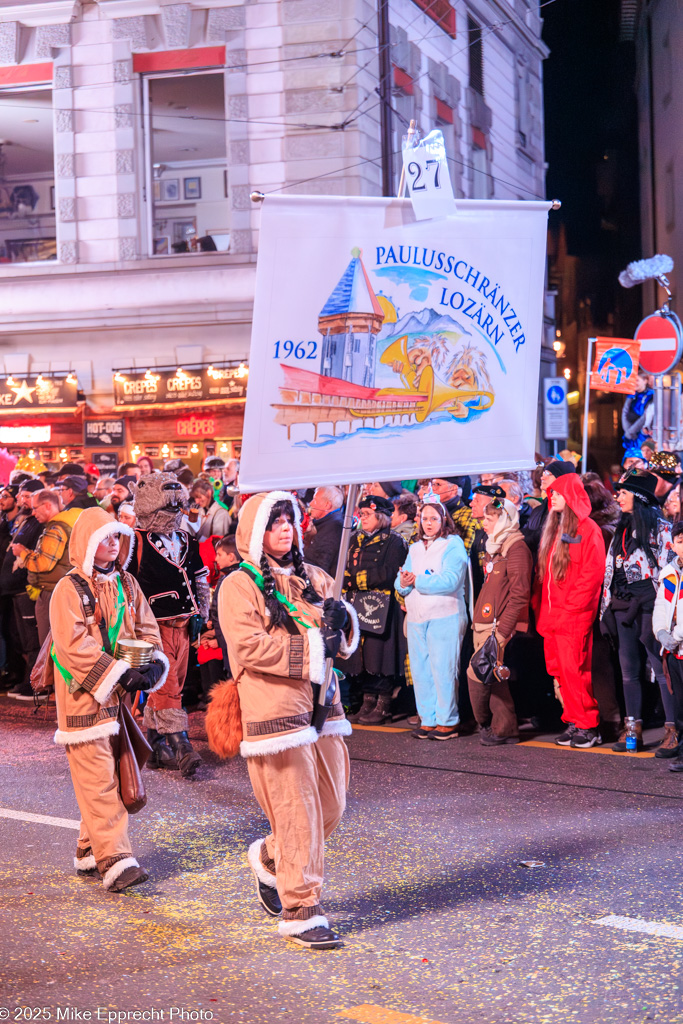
[536,474,605,730]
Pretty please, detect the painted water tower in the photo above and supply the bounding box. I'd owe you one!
[318,248,384,387]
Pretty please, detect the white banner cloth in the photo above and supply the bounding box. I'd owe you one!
[240,195,551,491]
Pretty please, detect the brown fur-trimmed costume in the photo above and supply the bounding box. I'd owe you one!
[215,490,359,940]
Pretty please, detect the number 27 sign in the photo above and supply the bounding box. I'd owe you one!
[402,128,457,221]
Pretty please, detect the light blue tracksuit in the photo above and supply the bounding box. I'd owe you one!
[395,535,468,727]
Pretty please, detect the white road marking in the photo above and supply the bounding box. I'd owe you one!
[0,807,79,830]
[594,914,683,941]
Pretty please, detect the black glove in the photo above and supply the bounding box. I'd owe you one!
[323,598,347,630]
[321,624,342,660]
[138,660,166,687]
[118,666,152,693]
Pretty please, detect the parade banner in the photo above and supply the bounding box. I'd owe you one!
[589,337,641,394]
[240,195,551,491]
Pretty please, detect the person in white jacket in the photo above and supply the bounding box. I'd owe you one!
[395,496,468,741]
[652,521,683,768]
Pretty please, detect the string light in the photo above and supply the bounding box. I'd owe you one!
[190,443,199,454]
[59,448,67,461]
[114,372,126,383]
[161,443,170,456]
[66,372,77,385]
[131,444,141,458]
[220,442,228,453]
[144,370,160,383]
[28,449,35,458]
[6,376,15,387]
[237,363,248,378]
[563,367,571,380]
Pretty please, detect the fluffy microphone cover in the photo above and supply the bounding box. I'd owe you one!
[619,254,674,288]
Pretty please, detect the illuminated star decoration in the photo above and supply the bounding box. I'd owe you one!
[10,380,36,405]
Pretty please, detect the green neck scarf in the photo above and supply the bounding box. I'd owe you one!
[52,576,127,688]
[239,561,314,630]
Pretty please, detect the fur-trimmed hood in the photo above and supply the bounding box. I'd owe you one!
[236,491,304,566]
[68,505,135,579]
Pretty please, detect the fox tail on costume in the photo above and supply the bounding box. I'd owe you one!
[205,680,243,759]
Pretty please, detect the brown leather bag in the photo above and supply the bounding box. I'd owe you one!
[115,700,152,814]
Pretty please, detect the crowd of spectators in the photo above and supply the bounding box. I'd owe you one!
[3,448,683,770]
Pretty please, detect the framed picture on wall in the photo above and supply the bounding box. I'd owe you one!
[160,179,180,202]
[153,237,170,255]
[184,177,201,200]
[153,181,161,202]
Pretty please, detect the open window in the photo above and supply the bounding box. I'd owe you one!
[0,87,56,264]
[143,71,229,256]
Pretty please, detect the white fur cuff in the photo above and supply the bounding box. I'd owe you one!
[54,720,120,746]
[93,658,129,705]
[320,718,352,738]
[148,651,170,692]
[339,600,360,657]
[240,726,318,758]
[248,839,277,886]
[74,854,97,872]
[307,627,326,686]
[102,856,139,891]
[278,915,329,937]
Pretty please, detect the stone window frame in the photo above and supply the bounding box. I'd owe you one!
[0,74,60,267]
[140,65,229,260]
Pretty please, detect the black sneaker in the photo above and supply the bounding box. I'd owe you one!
[248,840,281,917]
[480,729,519,746]
[570,727,602,748]
[287,925,342,950]
[412,726,435,739]
[554,723,578,746]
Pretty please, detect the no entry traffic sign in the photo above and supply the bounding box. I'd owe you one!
[635,312,683,375]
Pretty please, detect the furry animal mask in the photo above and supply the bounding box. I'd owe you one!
[132,471,189,533]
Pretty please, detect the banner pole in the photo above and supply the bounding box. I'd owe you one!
[397,119,417,199]
[319,482,360,703]
[582,337,595,475]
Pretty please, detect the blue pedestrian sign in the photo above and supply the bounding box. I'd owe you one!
[543,377,568,441]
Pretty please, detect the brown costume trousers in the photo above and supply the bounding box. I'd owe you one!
[66,736,132,871]
[247,734,349,921]
[143,620,190,734]
[467,624,518,738]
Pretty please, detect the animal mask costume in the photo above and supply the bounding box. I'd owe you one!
[132,472,189,534]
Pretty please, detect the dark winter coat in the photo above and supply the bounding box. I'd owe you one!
[343,527,407,677]
[0,513,42,597]
[304,507,344,577]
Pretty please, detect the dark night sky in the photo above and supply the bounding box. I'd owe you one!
[541,0,641,326]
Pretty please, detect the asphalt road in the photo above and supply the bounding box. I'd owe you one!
[2,695,683,1024]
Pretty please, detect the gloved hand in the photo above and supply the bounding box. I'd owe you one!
[321,624,342,660]
[118,666,152,693]
[657,629,677,652]
[322,598,347,630]
[138,660,166,687]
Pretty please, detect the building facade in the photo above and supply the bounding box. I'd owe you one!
[0,0,551,471]
[630,0,682,316]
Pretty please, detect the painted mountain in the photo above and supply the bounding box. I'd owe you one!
[377,307,471,345]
